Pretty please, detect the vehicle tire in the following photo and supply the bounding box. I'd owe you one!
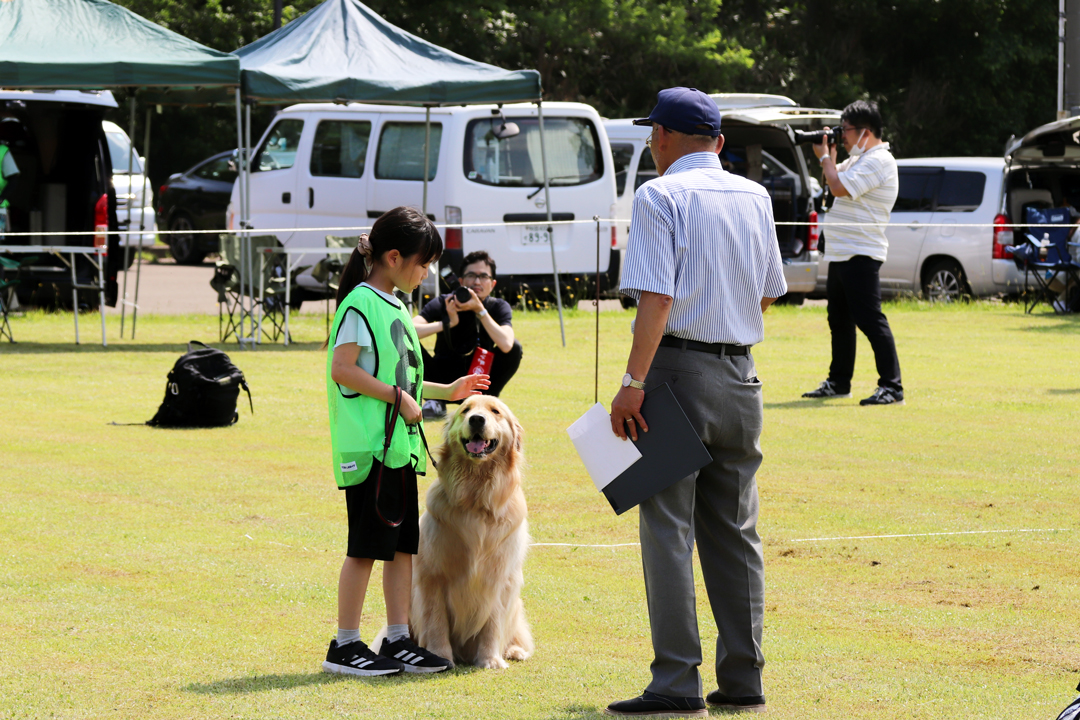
[169,214,206,265]
[921,259,970,302]
[619,294,637,309]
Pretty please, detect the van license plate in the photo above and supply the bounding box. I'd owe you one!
[521,225,551,245]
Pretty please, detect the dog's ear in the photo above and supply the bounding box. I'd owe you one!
[513,418,524,452]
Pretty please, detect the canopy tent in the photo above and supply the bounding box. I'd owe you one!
[0,0,239,90]
[212,0,566,344]
[0,0,241,343]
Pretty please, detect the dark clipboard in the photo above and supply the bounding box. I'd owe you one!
[603,382,713,515]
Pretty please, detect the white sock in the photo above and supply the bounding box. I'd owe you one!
[387,624,410,643]
[337,628,361,647]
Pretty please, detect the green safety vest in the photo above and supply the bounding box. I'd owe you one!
[326,284,426,488]
[0,145,9,208]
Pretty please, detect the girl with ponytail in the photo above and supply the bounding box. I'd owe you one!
[322,206,489,677]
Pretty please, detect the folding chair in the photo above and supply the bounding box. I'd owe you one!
[313,234,358,331]
[1009,206,1080,314]
[211,234,294,343]
[0,254,36,343]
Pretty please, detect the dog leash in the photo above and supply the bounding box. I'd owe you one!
[375,386,439,528]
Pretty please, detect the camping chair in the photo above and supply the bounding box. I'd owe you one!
[1008,206,1080,314]
[0,254,36,342]
[313,234,357,331]
[211,234,294,343]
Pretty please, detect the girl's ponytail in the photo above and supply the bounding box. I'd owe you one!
[335,233,372,305]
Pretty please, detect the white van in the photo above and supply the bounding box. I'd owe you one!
[605,94,838,300]
[102,120,157,254]
[229,102,618,300]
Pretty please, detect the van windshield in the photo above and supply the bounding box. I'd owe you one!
[464,117,603,188]
[106,132,143,174]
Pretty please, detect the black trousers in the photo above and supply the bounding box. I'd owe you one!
[826,255,903,393]
[422,340,523,398]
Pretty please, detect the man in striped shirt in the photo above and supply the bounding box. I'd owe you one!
[605,87,786,717]
[803,100,903,406]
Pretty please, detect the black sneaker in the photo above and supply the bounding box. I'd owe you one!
[378,636,451,674]
[706,690,766,713]
[801,380,851,399]
[322,639,403,677]
[859,386,905,406]
[604,690,707,717]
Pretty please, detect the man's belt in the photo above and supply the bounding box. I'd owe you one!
[659,335,750,356]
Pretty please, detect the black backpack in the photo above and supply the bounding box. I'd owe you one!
[1057,682,1080,720]
[148,341,253,428]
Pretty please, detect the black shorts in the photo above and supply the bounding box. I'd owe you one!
[344,459,419,561]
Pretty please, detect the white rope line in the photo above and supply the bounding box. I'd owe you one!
[531,542,641,547]
[792,528,1068,543]
[1,219,1075,239]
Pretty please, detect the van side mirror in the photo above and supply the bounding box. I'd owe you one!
[493,121,520,140]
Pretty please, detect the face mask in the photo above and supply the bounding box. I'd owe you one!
[847,129,868,157]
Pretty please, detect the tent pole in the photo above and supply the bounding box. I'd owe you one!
[234,91,245,345]
[131,107,151,339]
[423,106,431,216]
[536,100,565,347]
[120,96,135,337]
[245,102,254,347]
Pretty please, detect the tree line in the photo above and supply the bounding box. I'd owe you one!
[110,0,1057,189]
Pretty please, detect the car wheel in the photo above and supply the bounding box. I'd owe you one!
[776,292,805,306]
[922,259,969,302]
[169,214,206,265]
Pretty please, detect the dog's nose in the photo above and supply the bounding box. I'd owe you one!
[468,414,486,431]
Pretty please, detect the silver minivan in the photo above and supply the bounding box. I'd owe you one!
[606,94,837,301]
[814,115,1080,300]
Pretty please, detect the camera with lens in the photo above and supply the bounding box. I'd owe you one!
[454,286,472,303]
[794,127,843,146]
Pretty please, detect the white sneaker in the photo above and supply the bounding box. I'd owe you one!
[422,399,446,420]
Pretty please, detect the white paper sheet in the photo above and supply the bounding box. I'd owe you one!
[567,402,643,492]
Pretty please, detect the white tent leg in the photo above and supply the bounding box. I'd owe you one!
[120,97,135,337]
[233,92,245,345]
[131,107,151,339]
[422,106,431,216]
[536,100,565,347]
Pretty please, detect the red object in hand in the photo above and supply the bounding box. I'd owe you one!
[468,347,493,376]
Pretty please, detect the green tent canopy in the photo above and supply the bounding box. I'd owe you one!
[232,0,541,106]
[0,0,239,89]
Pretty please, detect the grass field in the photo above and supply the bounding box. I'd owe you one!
[2,301,1079,719]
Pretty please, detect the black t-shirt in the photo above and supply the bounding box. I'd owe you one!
[420,294,513,358]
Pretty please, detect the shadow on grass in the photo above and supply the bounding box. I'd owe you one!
[184,668,438,695]
[1047,388,1080,395]
[1013,314,1080,332]
[546,705,606,719]
[0,341,325,354]
[764,399,860,410]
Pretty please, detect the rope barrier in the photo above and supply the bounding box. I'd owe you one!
[1,218,1076,239]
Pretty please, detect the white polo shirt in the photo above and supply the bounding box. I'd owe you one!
[821,142,898,263]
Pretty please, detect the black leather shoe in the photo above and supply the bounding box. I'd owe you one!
[705,690,766,713]
[604,690,707,717]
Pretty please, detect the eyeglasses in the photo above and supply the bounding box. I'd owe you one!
[840,125,862,135]
[462,272,493,282]
[645,126,672,149]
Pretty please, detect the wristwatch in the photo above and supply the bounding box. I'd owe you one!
[621,373,645,390]
[477,308,488,318]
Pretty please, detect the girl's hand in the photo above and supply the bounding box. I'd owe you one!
[448,373,490,401]
[399,392,423,424]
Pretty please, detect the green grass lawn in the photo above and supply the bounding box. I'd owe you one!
[2,301,1079,719]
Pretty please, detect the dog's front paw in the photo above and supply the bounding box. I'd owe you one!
[475,655,510,670]
[504,644,531,662]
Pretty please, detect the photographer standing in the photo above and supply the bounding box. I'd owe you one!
[412,251,522,419]
[802,100,903,406]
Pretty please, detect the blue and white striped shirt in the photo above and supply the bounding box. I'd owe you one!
[620,152,787,346]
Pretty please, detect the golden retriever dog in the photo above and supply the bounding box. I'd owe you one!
[409,395,533,669]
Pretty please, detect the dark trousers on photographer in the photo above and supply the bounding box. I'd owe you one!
[826,255,902,393]
[421,341,523,398]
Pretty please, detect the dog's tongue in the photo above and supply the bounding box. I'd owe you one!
[466,438,488,455]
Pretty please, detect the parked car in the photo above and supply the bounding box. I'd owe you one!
[103,120,156,260]
[228,101,619,303]
[0,89,122,308]
[605,93,837,302]
[158,150,235,264]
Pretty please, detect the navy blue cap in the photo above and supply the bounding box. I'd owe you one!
[633,87,721,137]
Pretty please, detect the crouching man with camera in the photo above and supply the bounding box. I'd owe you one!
[803,100,903,406]
[412,250,523,419]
